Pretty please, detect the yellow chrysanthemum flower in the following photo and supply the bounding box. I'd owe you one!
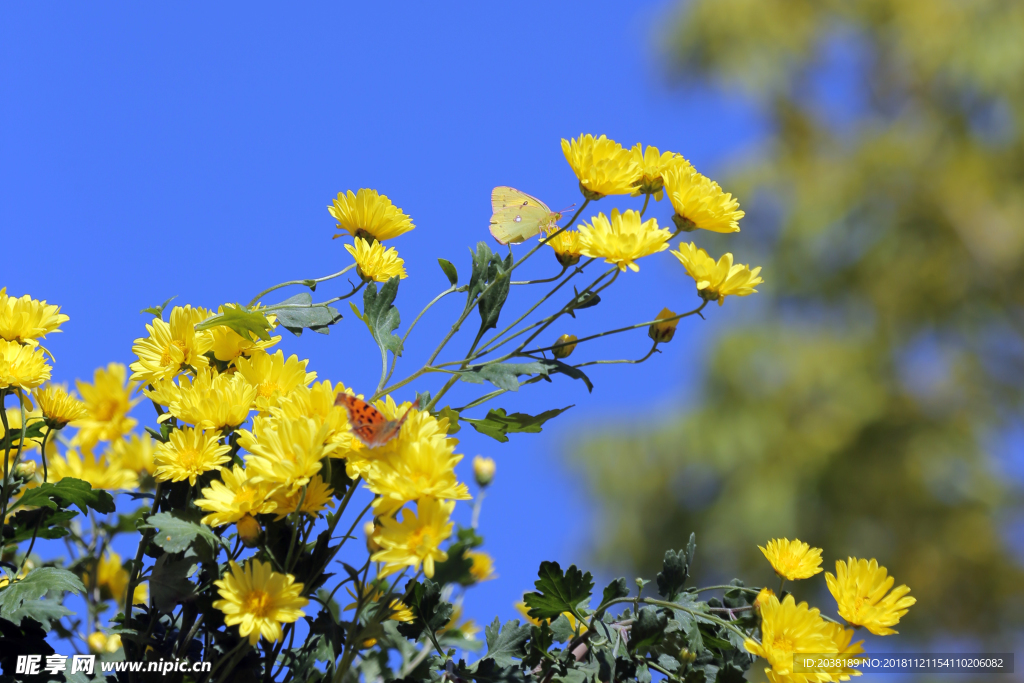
[34,385,88,430]
[543,228,584,267]
[72,363,139,447]
[744,593,836,683]
[823,622,865,682]
[50,445,139,490]
[342,395,411,479]
[107,434,157,475]
[754,587,776,612]
[240,415,334,491]
[663,163,744,233]
[0,339,51,391]
[329,188,415,242]
[271,380,360,457]
[142,377,180,409]
[166,368,256,430]
[269,474,335,521]
[577,209,672,272]
[82,550,147,606]
[212,559,308,645]
[194,464,278,527]
[672,242,764,305]
[759,538,824,581]
[561,134,640,200]
[208,306,281,363]
[87,631,123,654]
[630,145,688,200]
[235,350,316,413]
[130,306,214,384]
[826,558,915,636]
[0,288,69,346]
[153,427,232,486]
[345,238,408,282]
[371,497,454,578]
[466,550,497,583]
[358,406,470,517]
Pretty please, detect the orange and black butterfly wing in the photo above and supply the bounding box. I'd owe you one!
[334,394,388,448]
[372,407,413,447]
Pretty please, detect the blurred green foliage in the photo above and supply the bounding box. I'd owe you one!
[573,0,1024,639]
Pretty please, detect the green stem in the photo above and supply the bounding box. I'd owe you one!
[247,264,356,308]
[640,192,651,217]
[510,265,568,286]
[17,427,54,575]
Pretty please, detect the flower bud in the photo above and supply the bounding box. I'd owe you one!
[473,456,496,487]
[14,460,36,479]
[677,647,697,665]
[671,213,697,232]
[648,308,680,343]
[753,587,775,613]
[236,513,261,548]
[364,520,381,552]
[552,334,577,359]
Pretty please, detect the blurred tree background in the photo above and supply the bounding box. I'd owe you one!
[572,0,1024,644]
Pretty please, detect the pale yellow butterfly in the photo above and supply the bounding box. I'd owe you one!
[489,186,571,245]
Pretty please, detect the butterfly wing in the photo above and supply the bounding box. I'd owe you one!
[490,186,557,245]
[334,393,411,448]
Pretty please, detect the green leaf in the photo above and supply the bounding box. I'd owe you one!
[429,526,483,587]
[482,617,531,667]
[141,295,177,319]
[478,252,513,333]
[12,478,115,515]
[6,508,76,543]
[466,659,527,683]
[397,579,453,640]
[142,510,223,553]
[0,567,85,621]
[523,561,593,621]
[6,596,74,631]
[0,418,46,451]
[438,406,461,434]
[463,406,574,443]
[269,292,344,337]
[465,242,496,309]
[628,607,667,654]
[195,303,274,341]
[458,361,551,392]
[548,613,574,643]
[538,359,594,393]
[149,555,197,612]
[599,578,629,610]
[361,277,403,357]
[657,534,696,601]
[566,286,601,319]
[438,258,459,286]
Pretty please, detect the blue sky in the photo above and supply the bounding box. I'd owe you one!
[1,0,767,653]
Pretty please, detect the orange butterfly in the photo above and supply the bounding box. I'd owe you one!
[334,393,412,448]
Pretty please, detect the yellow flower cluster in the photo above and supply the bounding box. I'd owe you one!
[553,134,762,308]
[748,538,917,683]
[330,189,414,285]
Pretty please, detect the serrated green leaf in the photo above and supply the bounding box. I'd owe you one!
[11,477,115,515]
[466,659,527,683]
[141,295,177,319]
[268,292,344,336]
[438,258,459,286]
[628,606,666,654]
[149,555,196,612]
[523,561,593,621]
[657,534,696,600]
[482,617,531,667]
[0,418,46,450]
[6,508,76,543]
[429,526,483,587]
[397,579,453,640]
[458,361,551,392]
[361,277,403,357]
[548,613,574,642]
[7,596,74,631]
[0,568,85,621]
[142,511,223,553]
[437,406,461,434]
[463,405,573,443]
[195,303,274,341]
[599,578,629,610]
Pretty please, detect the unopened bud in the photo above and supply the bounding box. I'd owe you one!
[236,513,261,548]
[552,334,577,359]
[677,647,696,665]
[364,520,381,552]
[753,587,775,613]
[473,456,496,487]
[14,460,36,479]
[648,308,680,343]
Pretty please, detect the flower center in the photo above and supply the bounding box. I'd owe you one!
[94,398,120,422]
[408,527,435,555]
[257,382,279,399]
[179,448,203,473]
[243,589,272,618]
[161,339,188,366]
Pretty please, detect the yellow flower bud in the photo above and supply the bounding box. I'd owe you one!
[552,334,577,359]
[473,456,496,487]
[364,520,381,552]
[236,513,262,548]
[648,308,680,343]
[753,587,775,613]
[88,631,122,654]
[14,459,36,479]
